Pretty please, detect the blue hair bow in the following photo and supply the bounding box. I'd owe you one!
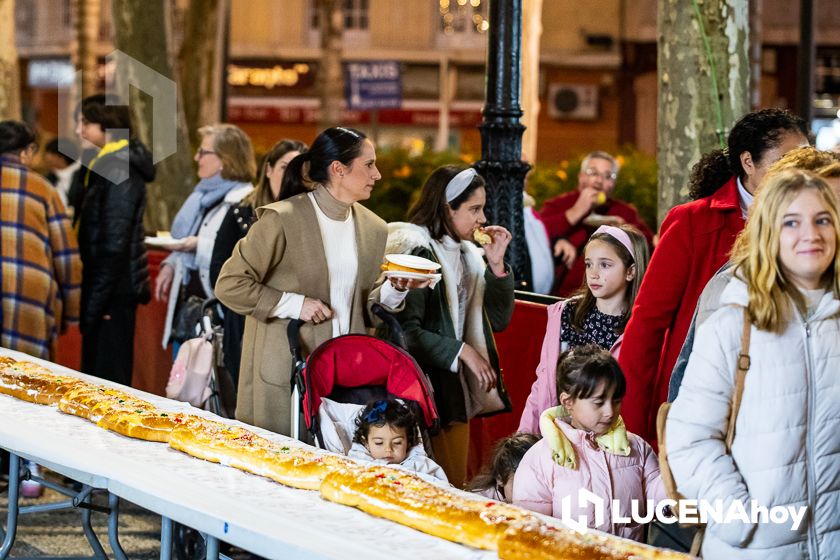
[364,400,389,423]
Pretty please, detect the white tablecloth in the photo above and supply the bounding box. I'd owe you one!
[0,348,493,560]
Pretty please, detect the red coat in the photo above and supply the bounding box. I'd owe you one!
[618,177,745,444]
[540,191,654,296]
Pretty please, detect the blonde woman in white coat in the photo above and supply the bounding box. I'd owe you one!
[666,170,840,559]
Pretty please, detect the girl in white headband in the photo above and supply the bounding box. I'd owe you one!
[518,223,650,435]
[383,164,514,488]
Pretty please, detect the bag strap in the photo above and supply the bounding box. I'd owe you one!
[724,307,751,451]
[655,305,751,551]
[655,403,681,500]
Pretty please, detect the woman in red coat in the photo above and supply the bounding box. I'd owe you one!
[618,109,808,444]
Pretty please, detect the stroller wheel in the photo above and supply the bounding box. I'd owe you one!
[173,523,206,560]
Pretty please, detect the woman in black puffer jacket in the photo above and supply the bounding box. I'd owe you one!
[76,94,154,386]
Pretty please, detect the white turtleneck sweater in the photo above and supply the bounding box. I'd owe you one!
[436,235,470,372]
[310,191,358,337]
[269,190,405,335]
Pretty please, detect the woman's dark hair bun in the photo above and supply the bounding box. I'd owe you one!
[687,108,808,201]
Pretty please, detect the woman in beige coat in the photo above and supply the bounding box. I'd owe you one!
[215,127,423,435]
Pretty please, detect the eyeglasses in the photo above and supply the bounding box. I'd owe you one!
[583,168,617,181]
[196,148,217,159]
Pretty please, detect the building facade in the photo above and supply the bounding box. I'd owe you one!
[15,0,840,163]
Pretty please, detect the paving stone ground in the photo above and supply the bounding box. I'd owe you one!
[0,472,161,559]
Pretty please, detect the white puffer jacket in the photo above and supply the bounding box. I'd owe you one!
[666,277,840,559]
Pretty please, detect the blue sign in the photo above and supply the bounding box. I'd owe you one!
[344,61,402,111]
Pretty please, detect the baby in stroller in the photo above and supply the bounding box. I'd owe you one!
[289,307,447,483]
[348,399,447,482]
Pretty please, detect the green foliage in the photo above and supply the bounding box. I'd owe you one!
[362,146,464,223]
[611,147,659,232]
[363,146,658,230]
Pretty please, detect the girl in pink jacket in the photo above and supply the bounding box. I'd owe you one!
[512,345,664,542]
[519,225,650,434]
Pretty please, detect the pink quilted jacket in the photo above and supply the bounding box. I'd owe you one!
[512,417,664,542]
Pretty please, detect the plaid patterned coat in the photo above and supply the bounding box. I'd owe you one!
[1,155,82,359]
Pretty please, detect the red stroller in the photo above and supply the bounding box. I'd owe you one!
[287,304,439,452]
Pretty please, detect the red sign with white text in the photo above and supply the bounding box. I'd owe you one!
[227,104,483,128]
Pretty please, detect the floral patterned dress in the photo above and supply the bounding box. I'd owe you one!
[559,299,623,350]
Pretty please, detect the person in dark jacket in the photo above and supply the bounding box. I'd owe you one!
[67,146,98,225]
[209,138,306,385]
[75,94,154,386]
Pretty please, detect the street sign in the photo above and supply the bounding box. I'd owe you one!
[344,61,402,111]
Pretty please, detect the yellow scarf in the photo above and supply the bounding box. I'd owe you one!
[83,139,130,189]
[538,406,631,470]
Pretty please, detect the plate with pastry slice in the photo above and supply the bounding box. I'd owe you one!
[381,254,441,286]
[144,234,184,249]
[381,254,441,274]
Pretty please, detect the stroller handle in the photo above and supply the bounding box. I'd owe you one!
[287,319,306,362]
[200,298,219,314]
[371,303,408,350]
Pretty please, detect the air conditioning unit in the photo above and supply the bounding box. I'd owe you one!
[547,83,599,120]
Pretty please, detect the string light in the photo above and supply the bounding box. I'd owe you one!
[439,0,487,35]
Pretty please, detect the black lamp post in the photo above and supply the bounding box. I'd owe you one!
[474,0,531,289]
[796,0,815,122]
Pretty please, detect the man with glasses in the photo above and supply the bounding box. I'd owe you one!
[540,151,653,296]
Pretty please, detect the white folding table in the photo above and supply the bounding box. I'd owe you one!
[0,348,493,560]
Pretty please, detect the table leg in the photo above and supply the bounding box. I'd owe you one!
[205,535,219,560]
[159,516,173,560]
[3,456,110,560]
[0,453,21,559]
[107,493,128,560]
[79,493,108,560]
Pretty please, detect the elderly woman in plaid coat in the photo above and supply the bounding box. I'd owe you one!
[0,120,81,360]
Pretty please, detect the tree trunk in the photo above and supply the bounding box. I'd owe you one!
[0,0,21,121]
[520,0,543,163]
[177,0,227,149]
[111,0,195,232]
[317,0,344,129]
[74,0,101,99]
[657,0,749,224]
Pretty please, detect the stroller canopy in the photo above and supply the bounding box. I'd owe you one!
[301,335,438,430]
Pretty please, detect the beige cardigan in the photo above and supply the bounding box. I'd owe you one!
[215,191,388,435]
